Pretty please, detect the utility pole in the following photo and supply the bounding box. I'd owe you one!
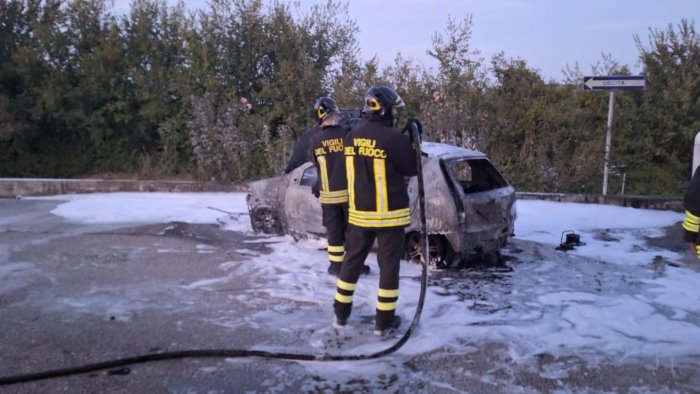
[603,91,615,195]
[693,131,700,176]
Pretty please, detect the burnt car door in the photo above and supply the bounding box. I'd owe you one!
[441,157,516,260]
[282,162,325,237]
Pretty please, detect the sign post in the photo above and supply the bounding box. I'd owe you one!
[583,75,646,195]
[694,131,700,176]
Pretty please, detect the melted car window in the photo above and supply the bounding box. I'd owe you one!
[445,158,508,193]
[300,166,318,186]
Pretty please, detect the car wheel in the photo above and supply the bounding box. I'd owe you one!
[251,207,283,235]
[405,232,451,269]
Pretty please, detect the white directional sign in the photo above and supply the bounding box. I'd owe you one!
[583,75,646,91]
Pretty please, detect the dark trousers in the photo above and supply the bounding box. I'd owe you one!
[322,204,348,266]
[333,225,404,330]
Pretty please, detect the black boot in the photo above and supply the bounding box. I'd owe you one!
[373,315,401,337]
[327,263,341,276]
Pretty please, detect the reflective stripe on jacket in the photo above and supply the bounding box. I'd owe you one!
[309,124,349,205]
[344,119,418,229]
[683,169,700,240]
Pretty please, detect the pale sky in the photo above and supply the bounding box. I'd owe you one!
[342,0,698,81]
[111,0,699,81]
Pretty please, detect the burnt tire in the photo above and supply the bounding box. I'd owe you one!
[251,207,283,235]
[405,232,452,269]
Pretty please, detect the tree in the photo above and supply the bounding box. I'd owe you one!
[0,0,38,172]
[121,0,195,176]
[424,14,488,148]
[486,53,560,191]
[629,19,700,195]
[381,53,429,121]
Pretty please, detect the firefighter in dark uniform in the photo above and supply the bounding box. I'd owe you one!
[308,97,370,276]
[285,125,319,174]
[682,168,700,260]
[333,85,418,337]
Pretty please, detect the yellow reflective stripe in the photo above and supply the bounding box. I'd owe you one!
[335,293,353,303]
[320,190,349,204]
[374,158,388,212]
[348,207,411,227]
[329,254,344,262]
[685,217,700,225]
[327,245,344,253]
[683,221,699,232]
[349,208,410,219]
[336,279,356,291]
[349,216,411,228]
[346,141,405,228]
[317,156,329,192]
[320,190,348,198]
[683,210,699,232]
[346,156,356,211]
[376,301,397,311]
[320,196,349,204]
[321,194,349,200]
[378,288,399,298]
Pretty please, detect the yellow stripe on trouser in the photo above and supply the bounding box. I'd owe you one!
[335,293,353,303]
[337,279,356,291]
[378,288,399,298]
[376,288,398,311]
[683,210,699,233]
[696,244,700,259]
[335,279,356,304]
[328,244,344,263]
[329,254,343,263]
[376,301,397,311]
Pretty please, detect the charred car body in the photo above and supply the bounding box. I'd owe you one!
[247,141,516,267]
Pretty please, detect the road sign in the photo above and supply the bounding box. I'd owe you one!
[583,75,646,91]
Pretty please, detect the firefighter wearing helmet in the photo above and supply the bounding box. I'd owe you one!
[308,97,370,276]
[333,85,419,337]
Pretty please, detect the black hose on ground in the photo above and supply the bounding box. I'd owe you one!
[0,125,430,386]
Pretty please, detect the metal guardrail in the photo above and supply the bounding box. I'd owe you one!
[516,192,683,212]
[0,178,247,198]
[0,178,684,212]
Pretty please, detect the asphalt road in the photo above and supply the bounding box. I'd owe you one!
[1,198,698,394]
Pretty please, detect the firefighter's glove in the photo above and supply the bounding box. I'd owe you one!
[311,183,320,198]
[402,118,423,143]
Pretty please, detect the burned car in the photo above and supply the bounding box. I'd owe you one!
[246,141,516,267]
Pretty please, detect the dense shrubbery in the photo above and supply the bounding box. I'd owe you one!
[1,0,698,195]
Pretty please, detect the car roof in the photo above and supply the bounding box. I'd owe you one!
[421,141,487,160]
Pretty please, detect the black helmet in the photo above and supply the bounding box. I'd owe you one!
[314,96,338,123]
[363,85,405,118]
